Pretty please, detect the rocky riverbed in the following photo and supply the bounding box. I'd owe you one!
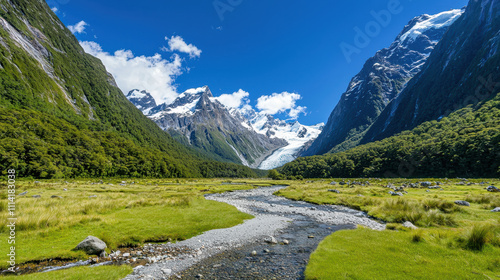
[125,186,383,279]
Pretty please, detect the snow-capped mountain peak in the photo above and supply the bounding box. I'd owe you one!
[127,86,323,170]
[398,9,464,44]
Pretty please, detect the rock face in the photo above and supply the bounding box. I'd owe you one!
[74,236,107,255]
[126,90,157,115]
[303,9,464,156]
[362,0,500,143]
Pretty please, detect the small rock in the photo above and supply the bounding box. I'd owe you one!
[403,221,418,229]
[251,251,257,256]
[18,191,28,196]
[74,236,107,255]
[454,200,470,207]
[99,251,107,258]
[283,239,290,245]
[122,253,130,257]
[310,207,317,211]
[328,189,340,194]
[389,191,403,196]
[420,181,432,187]
[308,235,315,239]
[51,195,62,199]
[263,249,270,253]
[213,264,222,268]
[63,188,68,191]
[264,236,278,244]
[195,275,203,279]
[34,181,40,184]
[89,195,97,198]
[486,186,499,192]
[492,207,500,212]
[329,181,338,185]
[161,268,172,275]
[32,195,41,198]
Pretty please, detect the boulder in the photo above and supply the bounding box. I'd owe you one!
[486,186,499,192]
[73,236,107,255]
[403,221,418,229]
[420,181,432,187]
[389,191,403,196]
[454,200,470,207]
[492,207,500,212]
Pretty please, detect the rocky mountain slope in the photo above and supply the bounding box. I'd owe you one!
[0,0,258,178]
[303,9,464,156]
[128,86,323,169]
[362,0,500,143]
[247,113,323,170]
[280,0,500,178]
[129,86,287,168]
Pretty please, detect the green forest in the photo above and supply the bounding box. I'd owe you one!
[0,0,260,179]
[278,93,500,179]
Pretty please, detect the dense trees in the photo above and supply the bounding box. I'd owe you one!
[0,109,259,178]
[279,94,500,178]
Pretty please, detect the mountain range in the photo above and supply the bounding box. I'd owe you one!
[127,86,323,169]
[281,0,500,178]
[0,0,259,178]
[0,0,498,179]
[303,9,464,156]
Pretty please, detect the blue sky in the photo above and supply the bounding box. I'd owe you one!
[47,0,468,125]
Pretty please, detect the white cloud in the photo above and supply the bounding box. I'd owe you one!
[256,92,307,119]
[215,89,250,108]
[51,7,58,13]
[68,21,88,34]
[164,35,202,58]
[80,41,183,105]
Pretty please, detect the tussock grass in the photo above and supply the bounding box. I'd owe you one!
[278,178,500,278]
[0,265,132,280]
[0,178,267,269]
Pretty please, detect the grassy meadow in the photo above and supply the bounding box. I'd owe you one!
[0,179,275,275]
[275,178,500,279]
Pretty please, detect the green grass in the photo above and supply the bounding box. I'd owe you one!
[276,178,500,279]
[0,265,132,280]
[305,228,500,280]
[0,179,271,269]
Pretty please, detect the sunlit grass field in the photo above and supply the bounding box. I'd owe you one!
[276,178,500,279]
[0,179,274,272]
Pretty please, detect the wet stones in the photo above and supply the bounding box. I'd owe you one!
[264,236,278,244]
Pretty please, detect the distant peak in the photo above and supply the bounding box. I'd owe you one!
[182,85,212,97]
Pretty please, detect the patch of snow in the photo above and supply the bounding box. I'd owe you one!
[184,86,208,95]
[128,89,147,99]
[258,122,324,170]
[399,10,463,44]
[226,140,249,167]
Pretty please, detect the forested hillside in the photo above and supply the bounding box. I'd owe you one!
[279,93,500,178]
[0,0,258,178]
